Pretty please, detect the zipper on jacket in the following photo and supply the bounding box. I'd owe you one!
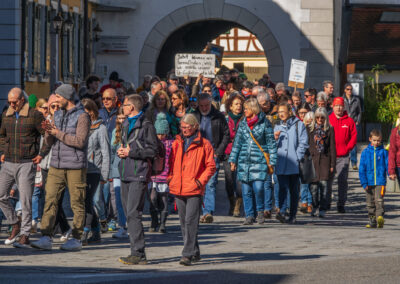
[14,118,18,163]
[374,147,376,185]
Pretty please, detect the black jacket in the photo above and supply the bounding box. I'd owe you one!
[343,95,362,124]
[194,106,230,158]
[119,113,158,182]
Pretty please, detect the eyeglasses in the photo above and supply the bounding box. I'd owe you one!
[345,88,352,91]
[123,104,132,107]
[50,105,60,110]
[102,97,113,101]
[189,97,197,102]
[316,116,325,120]
[180,125,193,130]
[298,111,308,115]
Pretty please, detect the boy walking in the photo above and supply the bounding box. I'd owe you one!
[359,129,388,228]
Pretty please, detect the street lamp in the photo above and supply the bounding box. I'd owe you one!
[64,14,74,33]
[52,11,64,34]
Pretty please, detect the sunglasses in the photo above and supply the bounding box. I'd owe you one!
[189,97,197,102]
[50,105,60,110]
[345,88,352,91]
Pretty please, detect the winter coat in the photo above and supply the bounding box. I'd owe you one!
[193,106,230,158]
[99,107,118,139]
[387,127,400,175]
[151,139,173,183]
[359,144,388,188]
[0,103,46,163]
[168,132,216,196]
[87,119,110,181]
[329,111,357,157]
[118,112,158,182]
[343,95,362,124]
[110,128,121,179]
[274,116,309,175]
[224,115,241,155]
[308,126,336,182]
[229,112,277,182]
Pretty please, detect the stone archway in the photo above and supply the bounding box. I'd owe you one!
[138,0,284,83]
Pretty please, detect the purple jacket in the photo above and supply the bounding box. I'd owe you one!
[151,139,173,183]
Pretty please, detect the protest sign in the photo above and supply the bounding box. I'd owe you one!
[175,54,216,78]
[288,59,307,90]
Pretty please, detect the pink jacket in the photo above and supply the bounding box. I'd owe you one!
[151,139,173,183]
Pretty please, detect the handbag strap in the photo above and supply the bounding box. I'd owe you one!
[248,130,272,168]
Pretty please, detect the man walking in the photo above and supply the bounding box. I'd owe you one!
[0,87,46,247]
[31,84,91,251]
[117,94,158,265]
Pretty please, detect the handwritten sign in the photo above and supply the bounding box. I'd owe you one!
[288,59,307,89]
[175,54,215,78]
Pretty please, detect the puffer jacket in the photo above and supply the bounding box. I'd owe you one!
[359,144,388,188]
[168,132,216,196]
[87,119,110,181]
[274,116,309,175]
[151,139,173,183]
[229,112,277,183]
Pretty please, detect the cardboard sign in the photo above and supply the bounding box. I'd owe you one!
[175,54,215,78]
[288,59,307,89]
[206,43,224,68]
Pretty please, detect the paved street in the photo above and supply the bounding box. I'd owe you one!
[2,156,400,283]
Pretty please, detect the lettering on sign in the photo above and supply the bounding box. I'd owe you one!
[175,54,216,78]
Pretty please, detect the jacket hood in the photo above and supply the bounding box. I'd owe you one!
[284,115,300,127]
[329,111,349,121]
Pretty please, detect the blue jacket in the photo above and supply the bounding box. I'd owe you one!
[274,116,309,175]
[228,112,277,183]
[99,107,118,139]
[359,144,389,188]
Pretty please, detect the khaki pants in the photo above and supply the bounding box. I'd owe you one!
[40,167,86,239]
[366,186,385,218]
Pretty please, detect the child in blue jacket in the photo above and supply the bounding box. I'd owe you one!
[359,129,388,228]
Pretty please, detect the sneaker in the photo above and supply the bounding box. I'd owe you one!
[119,255,148,265]
[112,228,129,239]
[263,210,272,219]
[60,228,72,242]
[287,217,296,224]
[319,210,326,218]
[148,227,156,232]
[276,212,286,223]
[366,216,377,228]
[60,238,82,251]
[81,230,89,246]
[256,211,265,224]
[87,231,101,244]
[159,224,167,233]
[377,216,384,228]
[352,165,358,170]
[31,220,38,233]
[31,236,52,250]
[242,217,254,225]
[179,256,192,266]
[108,220,117,232]
[307,205,313,213]
[300,203,308,214]
[100,220,108,233]
[5,222,21,245]
[204,214,213,223]
[192,253,201,263]
[311,208,317,217]
[13,234,30,248]
[337,206,346,213]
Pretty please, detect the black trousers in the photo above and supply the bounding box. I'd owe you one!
[85,173,101,230]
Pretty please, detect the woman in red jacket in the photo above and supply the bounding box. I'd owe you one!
[168,113,216,266]
[388,125,400,182]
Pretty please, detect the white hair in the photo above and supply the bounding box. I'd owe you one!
[309,107,330,131]
[316,91,328,102]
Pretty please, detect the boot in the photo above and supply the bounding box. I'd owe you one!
[149,210,159,232]
[159,212,168,233]
[87,230,101,244]
[228,196,236,216]
[233,198,242,217]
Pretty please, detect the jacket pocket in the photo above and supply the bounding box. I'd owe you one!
[21,136,37,159]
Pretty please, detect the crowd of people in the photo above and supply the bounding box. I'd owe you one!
[0,68,395,266]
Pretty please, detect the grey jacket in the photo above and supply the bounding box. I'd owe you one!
[87,119,110,181]
[343,95,362,124]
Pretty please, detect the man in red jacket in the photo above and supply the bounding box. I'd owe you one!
[329,97,357,213]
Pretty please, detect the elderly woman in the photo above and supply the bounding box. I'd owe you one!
[168,114,216,266]
[308,107,336,218]
[229,98,277,225]
[274,103,309,224]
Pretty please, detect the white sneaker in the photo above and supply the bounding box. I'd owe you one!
[31,220,37,233]
[31,236,52,250]
[112,228,129,239]
[60,228,72,242]
[60,238,82,251]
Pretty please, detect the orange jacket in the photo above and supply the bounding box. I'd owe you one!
[168,132,216,196]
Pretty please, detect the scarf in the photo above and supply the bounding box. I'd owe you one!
[128,111,143,134]
[247,115,259,130]
[313,124,327,153]
[228,112,242,126]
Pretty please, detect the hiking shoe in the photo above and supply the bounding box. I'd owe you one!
[307,205,313,213]
[256,211,265,224]
[107,220,117,232]
[319,210,326,218]
[100,220,108,233]
[5,222,21,245]
[60,228,72,242]
[300,203,308,214]
[366,216,377,228]
[276,212,286,223]
[60,238,82,251]
[119,255,148,265]
[87,231,101,244]
[31,236,52,250]
[204,214,213,223]
[263,210,272,219]
[352,165,358,170]
[243,217,254,225]
[13,235,30,248]
[179,256,192,266]
[377,216,384,228]
[112,228,129,239]
[337,206,346,213]
[192,253,201,263]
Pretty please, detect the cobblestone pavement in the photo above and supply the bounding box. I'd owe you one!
[1,156,400,283]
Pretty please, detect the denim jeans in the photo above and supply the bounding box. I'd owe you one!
[264,173,283,211]
[32,187,44,222]
[310,181,328,211]
[113,178,126,228]
[203,157,220,215]
[300,183,312,204]
[242,181,265,218]
[93,183,107,221]
[277,174,300,219]
[350,146,357,167]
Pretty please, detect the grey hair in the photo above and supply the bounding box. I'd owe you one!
[323,80,333,88]
[303,111,315,127]
[256,87,270,102]
[309,107,330,132]
[181,113,199,127]
[316,91,328,102]
[198,92,212,102]
[275,82,285,92]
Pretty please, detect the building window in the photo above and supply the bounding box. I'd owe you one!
[33,4,41,74]
[25,1,34,77]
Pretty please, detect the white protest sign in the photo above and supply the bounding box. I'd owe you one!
[288,59,307,89]
[175,54,216,78]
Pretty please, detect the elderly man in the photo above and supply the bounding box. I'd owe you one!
[149,81,162,102]
[0,88,46,247]
[275,83,286,98]
[316,91,332,114]
[194,93,229,223]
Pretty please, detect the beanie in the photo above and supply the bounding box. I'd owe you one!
[154,112,170,135]
[55,84,76,101]
[109,71,119,81]
[332,96,344,106]
[28,94,38,108]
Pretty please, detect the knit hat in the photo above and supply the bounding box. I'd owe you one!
[55,84,76,101]
[332,97,344,106]
[154,112,170,135]
[48,94,57,107]
[28,94,38,108]
[109,71,119,81]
